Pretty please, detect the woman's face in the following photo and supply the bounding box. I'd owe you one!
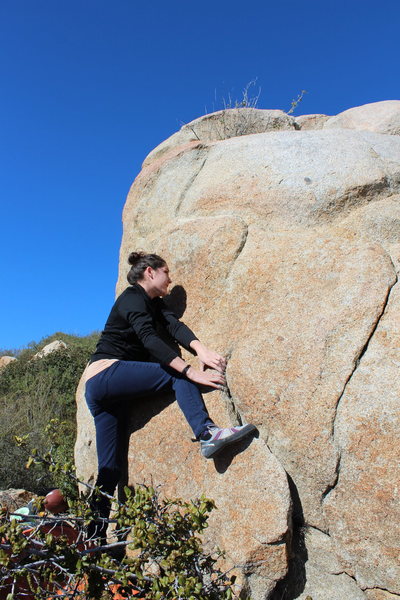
[151,264,171,297]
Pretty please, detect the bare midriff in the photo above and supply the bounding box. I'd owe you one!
[85,358,118,382]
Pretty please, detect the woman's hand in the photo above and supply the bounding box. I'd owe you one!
[186,366,226,390]
[189,341,227,373]
[168,355,226,389]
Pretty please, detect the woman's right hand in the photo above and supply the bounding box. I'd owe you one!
[186,366,226,390]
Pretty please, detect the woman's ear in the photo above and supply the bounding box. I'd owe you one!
[144,266,154,279]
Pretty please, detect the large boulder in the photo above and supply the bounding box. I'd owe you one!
[76,101,400,598]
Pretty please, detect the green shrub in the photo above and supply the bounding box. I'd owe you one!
[0,437,239,600]
[0,332,98,493]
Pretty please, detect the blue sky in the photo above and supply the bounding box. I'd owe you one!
[1,0,399,350]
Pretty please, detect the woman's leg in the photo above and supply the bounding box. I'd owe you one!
[170,373,214,438]
[94,406,128,499]
[100,360,214,438]
[85,360,214,523]
[88,406,127,533]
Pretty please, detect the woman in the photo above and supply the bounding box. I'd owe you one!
[85,251,255,519]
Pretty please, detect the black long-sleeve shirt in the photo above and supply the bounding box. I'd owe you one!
[90,284,197,365]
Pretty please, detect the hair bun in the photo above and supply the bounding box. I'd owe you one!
[128,251,145,266]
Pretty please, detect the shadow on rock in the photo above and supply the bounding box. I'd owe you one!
[270,474,308,600]
[118,392,176,496]
[213,428,259,473]
[128,392,175,435]
[164,285,187,318]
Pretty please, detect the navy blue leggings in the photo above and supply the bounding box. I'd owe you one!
[85,360,214,509]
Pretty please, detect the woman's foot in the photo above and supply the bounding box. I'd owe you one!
[200,424,256,459]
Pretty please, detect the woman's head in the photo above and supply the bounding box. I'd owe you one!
[127,251,166,284]
[128,251,171,298]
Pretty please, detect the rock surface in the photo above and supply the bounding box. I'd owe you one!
[365,591,400,600]
[74,367,96,486]
[76,101,400,598]
[143,108,296,168]
[294,528,367,600]
[323,282,400,594]
[127,393,291,597]
[324,100,400,135]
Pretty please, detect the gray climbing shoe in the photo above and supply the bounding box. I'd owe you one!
[200,424,256,459]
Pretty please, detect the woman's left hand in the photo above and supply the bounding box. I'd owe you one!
[190,341,227,373]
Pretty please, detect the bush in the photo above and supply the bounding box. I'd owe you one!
[0,437,239,600]
[0,332,98,493]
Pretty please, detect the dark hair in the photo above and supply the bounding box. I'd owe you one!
[127,251,166,284]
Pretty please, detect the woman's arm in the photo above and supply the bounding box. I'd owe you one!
[159,302,198,352]
[173,339,227,389]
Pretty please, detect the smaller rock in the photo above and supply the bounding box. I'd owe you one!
[295,114,330,130]
[33,340,67,359]
[143,108,296,167]
[324,100,400,135]
[0,488,35,511]
[0,356,17,369]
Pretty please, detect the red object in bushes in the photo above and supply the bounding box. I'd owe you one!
[43,489,68,514]
[0,522,85,600]
[1,522,142,600]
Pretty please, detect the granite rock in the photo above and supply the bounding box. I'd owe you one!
[124,392,291,599]
[76,101,400,598]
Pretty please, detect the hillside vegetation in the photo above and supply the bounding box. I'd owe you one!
[0,332,98,493]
